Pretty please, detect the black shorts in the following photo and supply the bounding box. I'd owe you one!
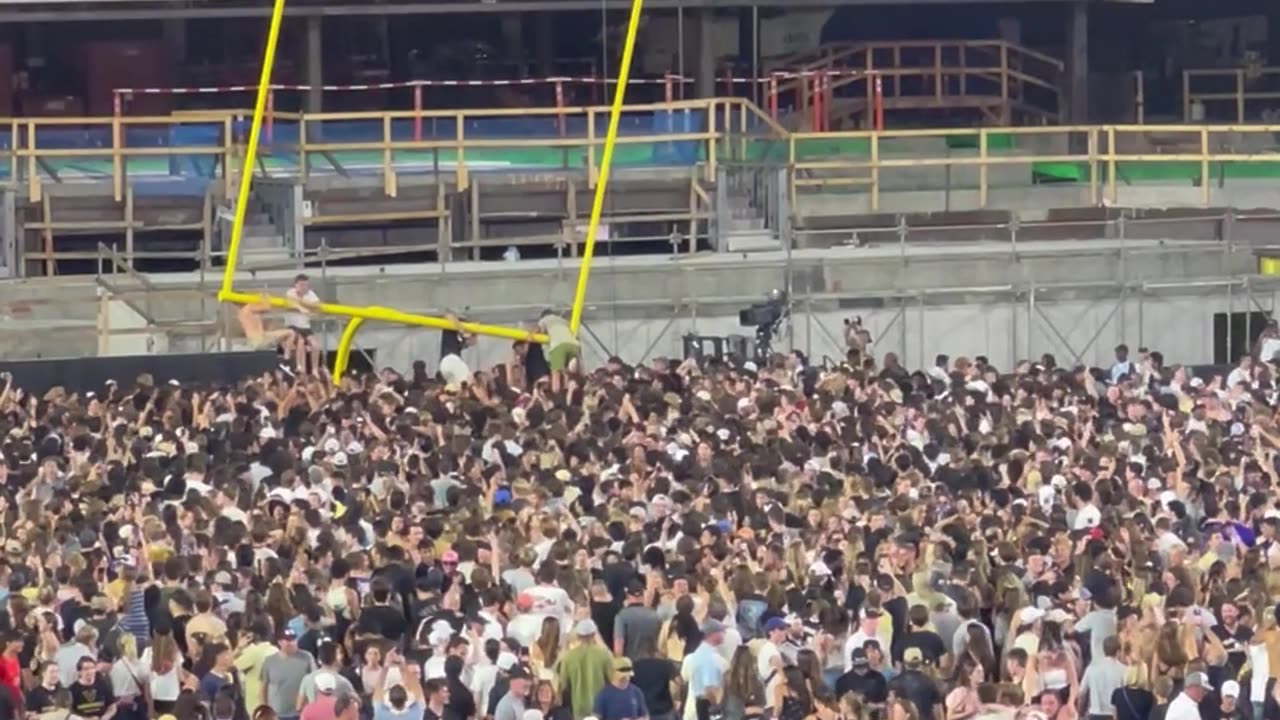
[288,327,313,338]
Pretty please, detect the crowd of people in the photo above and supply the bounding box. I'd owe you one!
[2,303,1280,720]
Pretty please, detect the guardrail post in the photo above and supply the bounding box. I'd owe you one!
[413,83,423,142]
[223,116,234,198]
[870,132,880,211]
[26,120,38,204]
[1235,69,1245,123]
[124,185,135,268]
[554,79,566,136]
[999,44,1009,110]
[713,164,726,252]
[586,107,596,187]
[383,115,395,198]
[767,74,778,121]
[265,89,275,147]
[978,128,988,208]
[1200,126,1210,207]
[455,111,468,190]
[1105,126,1117,206]
[112,92,124,203]
[706,102,717,183]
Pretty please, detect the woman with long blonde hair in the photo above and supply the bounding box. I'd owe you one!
[529,616,562,682]
[109,634,148,720]
[1112,663,1154,720]
[140,619,185,714]
[1150,621,1189,689]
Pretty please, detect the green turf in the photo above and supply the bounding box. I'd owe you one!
[1032,160,1280,184]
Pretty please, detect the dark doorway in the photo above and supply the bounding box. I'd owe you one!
[1213,311,1270,364]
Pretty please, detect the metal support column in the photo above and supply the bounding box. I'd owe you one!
[0,189,14,279]
[304,16,324,115]
[1065,1,1089,123]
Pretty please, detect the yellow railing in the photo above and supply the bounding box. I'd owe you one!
[4,98,768,207]
[3,100,1277,226]
[785,123,1280,210]
[1183,66,1280,123]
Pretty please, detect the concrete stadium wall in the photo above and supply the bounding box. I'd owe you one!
[336,283,1277,377]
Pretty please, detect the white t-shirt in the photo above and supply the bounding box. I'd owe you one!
[471,663,499,716]
[1250,643,1270,702]
[285,288,319,329]
[1262,337,1280,363]
[756,641,782,690]
[423,655,446,681]
[1072,503,1101,530]
[524,585,574,628]
[1227,367,1251,389]
[717,626,743,663]
[505,613,544,650]
[1166,693,1202,720]
[139,648,183,702]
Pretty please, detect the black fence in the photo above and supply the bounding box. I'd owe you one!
[0,351,279,395]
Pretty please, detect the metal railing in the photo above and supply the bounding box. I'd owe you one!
[784,123,1280,210]
[1183,66,1280,123]
[770,40,1064,128]
[6,100,1280,273]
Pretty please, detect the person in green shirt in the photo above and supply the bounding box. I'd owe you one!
[554,619,614,719]
[537,310,580,392]
[232,622,278,719]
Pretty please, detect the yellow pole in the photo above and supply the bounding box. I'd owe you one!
[567,0,645,334]
[217,0,287,300]
[332,317,366,386]
[220,291,548,344]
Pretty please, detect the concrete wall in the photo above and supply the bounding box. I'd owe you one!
[0,237,1270,373]
[346,283,1278,376]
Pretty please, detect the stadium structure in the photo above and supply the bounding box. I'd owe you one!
[1,0,1280,385]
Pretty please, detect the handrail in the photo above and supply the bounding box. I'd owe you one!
[10,99,1280,278]
[767,39,1063,130]
[1183,66,1280,123]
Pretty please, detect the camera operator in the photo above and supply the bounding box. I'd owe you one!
[844,316,872,363]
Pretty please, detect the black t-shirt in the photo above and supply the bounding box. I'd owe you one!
[592,600,620,651]
[835,669,888,703]
[441,331,466,359]
[69,677,115,718]
[901,630,948,666]
[298,628,326,659]
[888,670,940,719]
[444,677,476,720]
[524,344,550,387]
[1112,687,1154,720]
[631,657,678,715]
[1211,624,1253,678]
[58,601,90,642]
[884,597,909,662]
[25,684,59,714]
[356,605,408,642]
[487,677,509,717]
